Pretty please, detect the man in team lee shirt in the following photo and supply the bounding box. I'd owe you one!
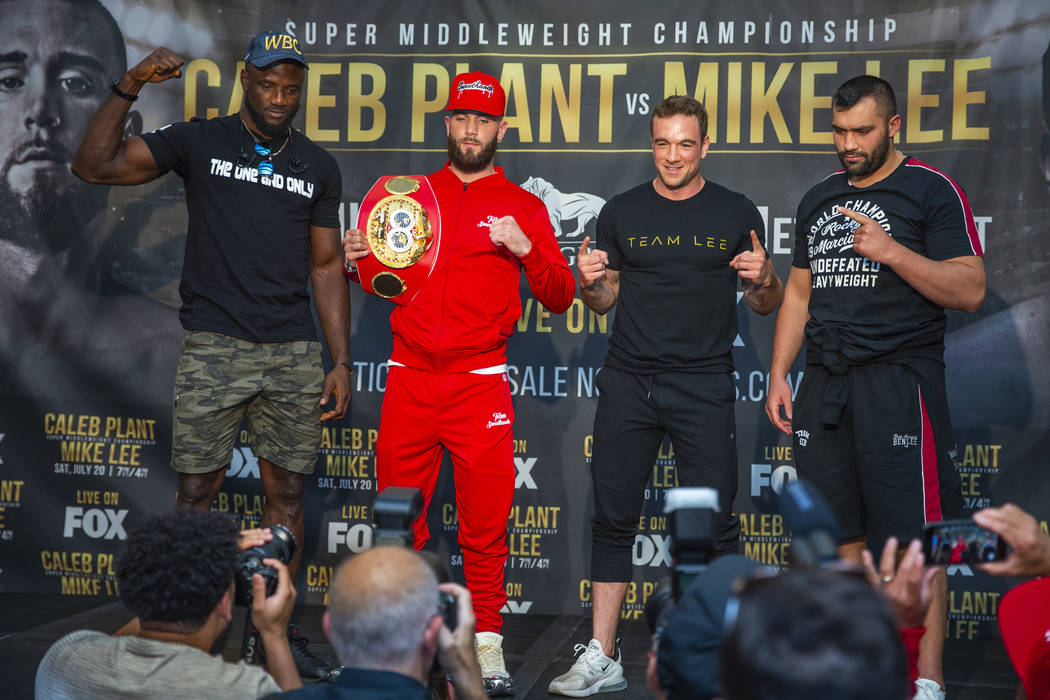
[549,94,782,697]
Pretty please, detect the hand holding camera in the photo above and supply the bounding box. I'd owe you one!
[251,557,297,637]
[973,503,1050,578]
[236,524,297,604]
[436,582,485,698]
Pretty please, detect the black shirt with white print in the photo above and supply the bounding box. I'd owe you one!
[793,156,982,365]
[142,114,341,343]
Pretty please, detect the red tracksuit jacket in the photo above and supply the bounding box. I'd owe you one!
[387,164,575,373]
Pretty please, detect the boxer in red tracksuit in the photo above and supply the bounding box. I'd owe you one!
[344,71,574,696]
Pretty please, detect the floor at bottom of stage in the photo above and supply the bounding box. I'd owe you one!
[0,593,1023,699]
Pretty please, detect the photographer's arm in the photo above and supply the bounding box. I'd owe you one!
[862,537,936,685]
[436,583,486,700]
[974,504,1050,577]
[253,559,302,691]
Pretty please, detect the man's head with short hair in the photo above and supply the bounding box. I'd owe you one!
[720,569,909,700]
[650,95,709,140]
[830,75,901,181]
[648,94,711,199]
[0,0,127,251]
[443,71,507,176]
[324,547,441,678]
[117,510,240,631]
[833,75,898,121]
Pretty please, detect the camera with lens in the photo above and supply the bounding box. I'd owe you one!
[234,523,297,606]
[665,487,718,600]
[438,589,459,630]
[372,486,425,548]
[645,487,719,660]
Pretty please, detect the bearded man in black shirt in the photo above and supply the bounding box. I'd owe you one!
[765,75,985,700]
[72,32,351,681]
[549,95,782,697]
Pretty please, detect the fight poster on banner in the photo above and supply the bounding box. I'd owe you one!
[1,0,1048,653]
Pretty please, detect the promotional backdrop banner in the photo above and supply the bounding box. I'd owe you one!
[1,0,1048,649]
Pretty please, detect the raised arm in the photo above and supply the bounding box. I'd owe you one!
[489,212,575,314]
[839,206,985,313]
[764,266,811,434]
[71,48,184,185]
[577,235,619,314]
[311,225,352,421]
[730,229,783,315]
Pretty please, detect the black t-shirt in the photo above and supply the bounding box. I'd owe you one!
[597,180,761,373]
[141,115,341,342]
[793,156,982,363]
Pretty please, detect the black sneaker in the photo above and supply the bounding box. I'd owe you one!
[287,623,335,682]
[245,624,335,682]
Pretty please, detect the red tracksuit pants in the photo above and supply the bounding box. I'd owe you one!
[377,364,514,633]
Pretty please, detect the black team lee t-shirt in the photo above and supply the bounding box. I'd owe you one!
[142,114,342,343]
[596,180,762,373]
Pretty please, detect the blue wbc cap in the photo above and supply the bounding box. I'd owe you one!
[244,31,308,69]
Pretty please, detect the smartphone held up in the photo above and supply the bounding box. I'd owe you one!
[923,518,1007,566]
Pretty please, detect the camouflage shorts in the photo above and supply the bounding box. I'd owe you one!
[172,331,323,475]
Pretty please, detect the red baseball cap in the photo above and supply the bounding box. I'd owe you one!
[446,71,506,118]
[998,578,1050,700]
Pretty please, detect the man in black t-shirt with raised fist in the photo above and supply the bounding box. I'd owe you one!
[72,32,350,682]
[765,75,985,700]
[549,95,782,697]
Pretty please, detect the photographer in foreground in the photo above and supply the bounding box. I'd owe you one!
[35,511,301,698]
[720,568,912,700]
[275,546,485,700]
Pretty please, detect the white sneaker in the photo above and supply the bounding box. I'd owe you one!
[548,638,628,696]
[476,631,514,696]
[914,678,946,700]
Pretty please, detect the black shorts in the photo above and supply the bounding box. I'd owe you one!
[791,360,963,551]
[590,366,740,582]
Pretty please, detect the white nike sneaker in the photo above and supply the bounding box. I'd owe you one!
[548,638,628,696]
[914,678,946,700]
[476,631,514,696]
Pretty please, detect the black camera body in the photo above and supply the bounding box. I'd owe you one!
[438,589,458,630]
[665,487,718,601]
[372,486,425,548]
[234,523,297,606]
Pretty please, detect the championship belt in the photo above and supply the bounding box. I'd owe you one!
[355,175,441,305]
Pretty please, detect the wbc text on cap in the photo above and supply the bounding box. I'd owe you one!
[244,31,308,69]
[446,71,506,118]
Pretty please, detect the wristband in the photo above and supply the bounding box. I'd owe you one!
[343,257,360,282]
[109,80,138,102]
[339,361,354,374]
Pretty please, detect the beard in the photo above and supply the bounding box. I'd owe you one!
[447,133,498,173]
[837,132,892,179]
[0,167,104,255]
[243,97,299,139]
